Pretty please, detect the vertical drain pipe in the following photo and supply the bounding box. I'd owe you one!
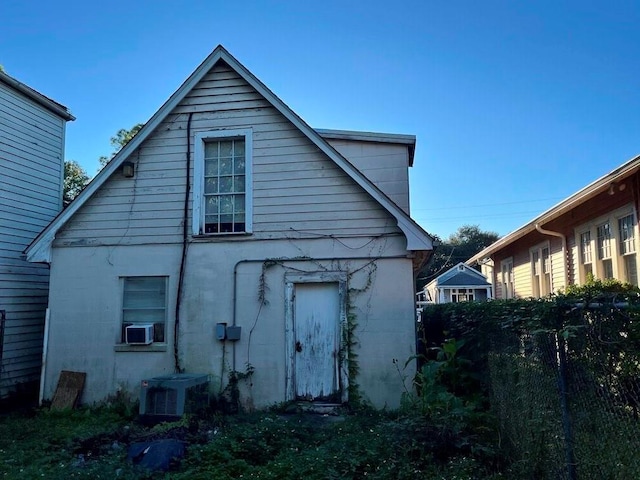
[535,224,569,289]
[174,112,194,373]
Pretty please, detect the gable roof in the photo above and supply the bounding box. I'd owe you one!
[0,70,75,121]
[467,153,640,266]
[426,262,490,289]
[26,45,433,263]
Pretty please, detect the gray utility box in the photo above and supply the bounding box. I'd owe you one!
[139,373,209,419]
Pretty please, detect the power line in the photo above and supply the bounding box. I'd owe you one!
[411,196,564,212]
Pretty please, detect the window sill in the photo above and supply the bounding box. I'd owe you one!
[114,343,168,353]
[192,232,252,241]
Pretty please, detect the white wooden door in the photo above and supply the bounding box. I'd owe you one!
[293,282,340,401]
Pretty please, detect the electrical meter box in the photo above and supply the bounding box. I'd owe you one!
[139,373,209,421]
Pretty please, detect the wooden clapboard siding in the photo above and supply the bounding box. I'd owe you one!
[512,250,532,298]
[324,139,410,213]
[0,77,68,399]
[550,238,566,292]
[55,61,400,247]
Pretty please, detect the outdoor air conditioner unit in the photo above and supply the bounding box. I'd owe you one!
[139,373,210,421]
[125,324,154,345]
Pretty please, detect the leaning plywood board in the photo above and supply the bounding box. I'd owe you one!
[50,370,86,410]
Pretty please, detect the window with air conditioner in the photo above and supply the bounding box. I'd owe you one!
[121,276,167,344]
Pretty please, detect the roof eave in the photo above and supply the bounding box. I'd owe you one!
[468,153,640,265]
[0,71,75,121]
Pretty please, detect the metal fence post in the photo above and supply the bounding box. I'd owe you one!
[557,332,577,480]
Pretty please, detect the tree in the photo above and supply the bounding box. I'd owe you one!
[98,123,144,168]
[417,225,499,290]
[63,160,90,206]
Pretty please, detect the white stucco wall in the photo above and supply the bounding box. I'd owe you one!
[44,235,416,409]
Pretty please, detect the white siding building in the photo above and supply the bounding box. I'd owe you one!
[27,46,433,409]
[0,71,74,402]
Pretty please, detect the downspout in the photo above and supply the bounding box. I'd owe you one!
[174,112,194,373]
[535,224,569,290]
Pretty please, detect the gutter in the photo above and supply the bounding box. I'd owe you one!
[535,224,569,289]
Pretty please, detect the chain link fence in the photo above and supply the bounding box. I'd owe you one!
[423,296,640,479]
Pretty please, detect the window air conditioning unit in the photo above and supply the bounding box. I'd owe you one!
[125,324,154,345]
[139,373,210,421]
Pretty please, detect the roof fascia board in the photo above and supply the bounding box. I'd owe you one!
[26,45,433,261]
[468,153,640,265]
[315,128,416,145]
[0,71,75,121]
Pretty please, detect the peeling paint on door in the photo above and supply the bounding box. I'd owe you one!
[293,282,340,401]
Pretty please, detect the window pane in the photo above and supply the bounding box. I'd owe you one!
[205,158,218,176]
[220,196,233,214]
[581,231,592,264]
[219,176,232,193]
[204,142,218,159]
[205,177,218,194]
[219,157,232,175]
[234,140,245,156]
[234,157,245,174]
[219,140,233,157]
[625,254,638,285]
[233,175,245,193]
[603,259,614,279]
[233,195,244,212]
[619,214,635,254]
[598,223,612,259]
[205,196,219,215]
[205,215,219,233]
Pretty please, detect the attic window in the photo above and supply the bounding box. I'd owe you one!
[193,129,253,235]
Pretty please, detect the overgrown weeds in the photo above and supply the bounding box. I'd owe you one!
[1,400,507,479]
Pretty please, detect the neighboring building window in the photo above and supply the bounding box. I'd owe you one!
[531,250,540,298]
[530,244,551,297]
[597,222,613,279]
[619,214,638,285]
[193,129,253,235]
[580,231,593,278]
[542,247,552,294]
[576,208,639,285]
[451,288,474,302]
[122,276,167,343]
[501,259,514,299]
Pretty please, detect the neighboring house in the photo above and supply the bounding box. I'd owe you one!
[468,154,640,299]
[422,262,492,304]
[26,46,434,409]
[0,71,74,401]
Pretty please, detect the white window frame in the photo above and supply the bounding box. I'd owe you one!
[192,128,253,235]
[501,258,514,299]
[530,242,551,298]
[120,276,168,344]
[617,213,638,285]
[451,288,474,303]
[574,205,639,285]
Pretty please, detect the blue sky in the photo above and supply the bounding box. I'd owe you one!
[2,1,639,239]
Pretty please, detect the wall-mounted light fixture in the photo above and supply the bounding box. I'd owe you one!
[122,161,135,178]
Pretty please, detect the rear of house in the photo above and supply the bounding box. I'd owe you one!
[0,71,74,401]
[27,46,433,409]
[469,156,640,298]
